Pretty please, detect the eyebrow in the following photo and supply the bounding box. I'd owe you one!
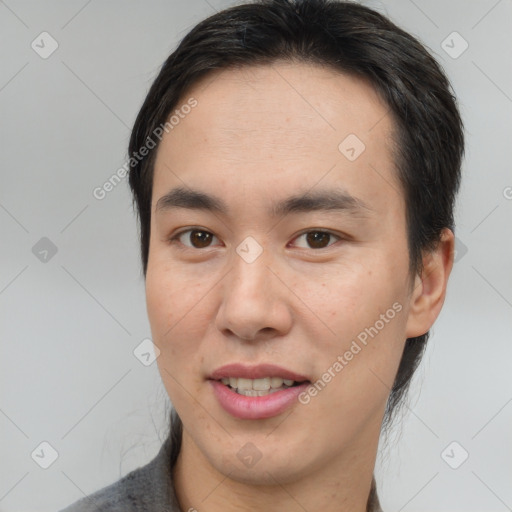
[155,186,373,218]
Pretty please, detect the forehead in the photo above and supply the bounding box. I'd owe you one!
[152,61,401,214]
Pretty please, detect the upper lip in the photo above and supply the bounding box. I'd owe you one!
[209,363,310,382]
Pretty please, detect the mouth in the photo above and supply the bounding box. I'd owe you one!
[208,363,311,419]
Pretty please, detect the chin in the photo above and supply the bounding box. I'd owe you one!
[215,456,307,486]
[202,436,316,486]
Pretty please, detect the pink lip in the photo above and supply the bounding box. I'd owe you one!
[208,363,311,420]
[209,363,309,382]
[210,380,310,420]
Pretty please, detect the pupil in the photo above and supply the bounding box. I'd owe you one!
[307,231,330,249]
[191,230,212,248]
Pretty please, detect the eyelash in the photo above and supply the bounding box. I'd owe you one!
[167,228,344,251]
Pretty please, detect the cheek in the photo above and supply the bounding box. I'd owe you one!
[145,262,205,368]
[146,257,199,328]
[146,263,209,411]
[302,254,410,381]
[309,259,401,325]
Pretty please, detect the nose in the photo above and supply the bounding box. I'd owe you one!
[215,245,293,342]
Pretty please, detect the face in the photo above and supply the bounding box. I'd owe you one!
[146,61,422,485]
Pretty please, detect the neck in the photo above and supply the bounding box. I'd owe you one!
[172,427,380,512]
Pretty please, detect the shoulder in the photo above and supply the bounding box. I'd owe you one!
[59,438,178,512]
[59,471,136,512]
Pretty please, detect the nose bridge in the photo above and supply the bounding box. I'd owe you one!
[229,237,273,302]
[216,237,290,340]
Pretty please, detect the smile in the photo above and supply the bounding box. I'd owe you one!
[208,363,311,419]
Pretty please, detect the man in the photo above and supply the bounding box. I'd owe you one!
[61,0,464,510]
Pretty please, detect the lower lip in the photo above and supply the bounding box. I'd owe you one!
[209,380,310,420]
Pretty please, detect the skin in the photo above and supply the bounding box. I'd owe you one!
[145,61,454,512]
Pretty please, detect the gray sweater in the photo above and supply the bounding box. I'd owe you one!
[60,436,383,511]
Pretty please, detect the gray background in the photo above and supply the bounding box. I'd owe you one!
[1,0,511,510]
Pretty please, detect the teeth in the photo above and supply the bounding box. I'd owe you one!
[270,377,284,389]
[253,377,270,391]
[220,376,299,392]
[237,378,253,391]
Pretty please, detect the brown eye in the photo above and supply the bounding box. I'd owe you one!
[172,229,218,249]
[293,230,340,249]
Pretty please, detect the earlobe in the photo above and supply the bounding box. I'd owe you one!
[405,228,455,338]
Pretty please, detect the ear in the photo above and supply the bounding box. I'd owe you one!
[405,228,455,338]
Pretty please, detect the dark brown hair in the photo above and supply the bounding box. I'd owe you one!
[128,0,464,435]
